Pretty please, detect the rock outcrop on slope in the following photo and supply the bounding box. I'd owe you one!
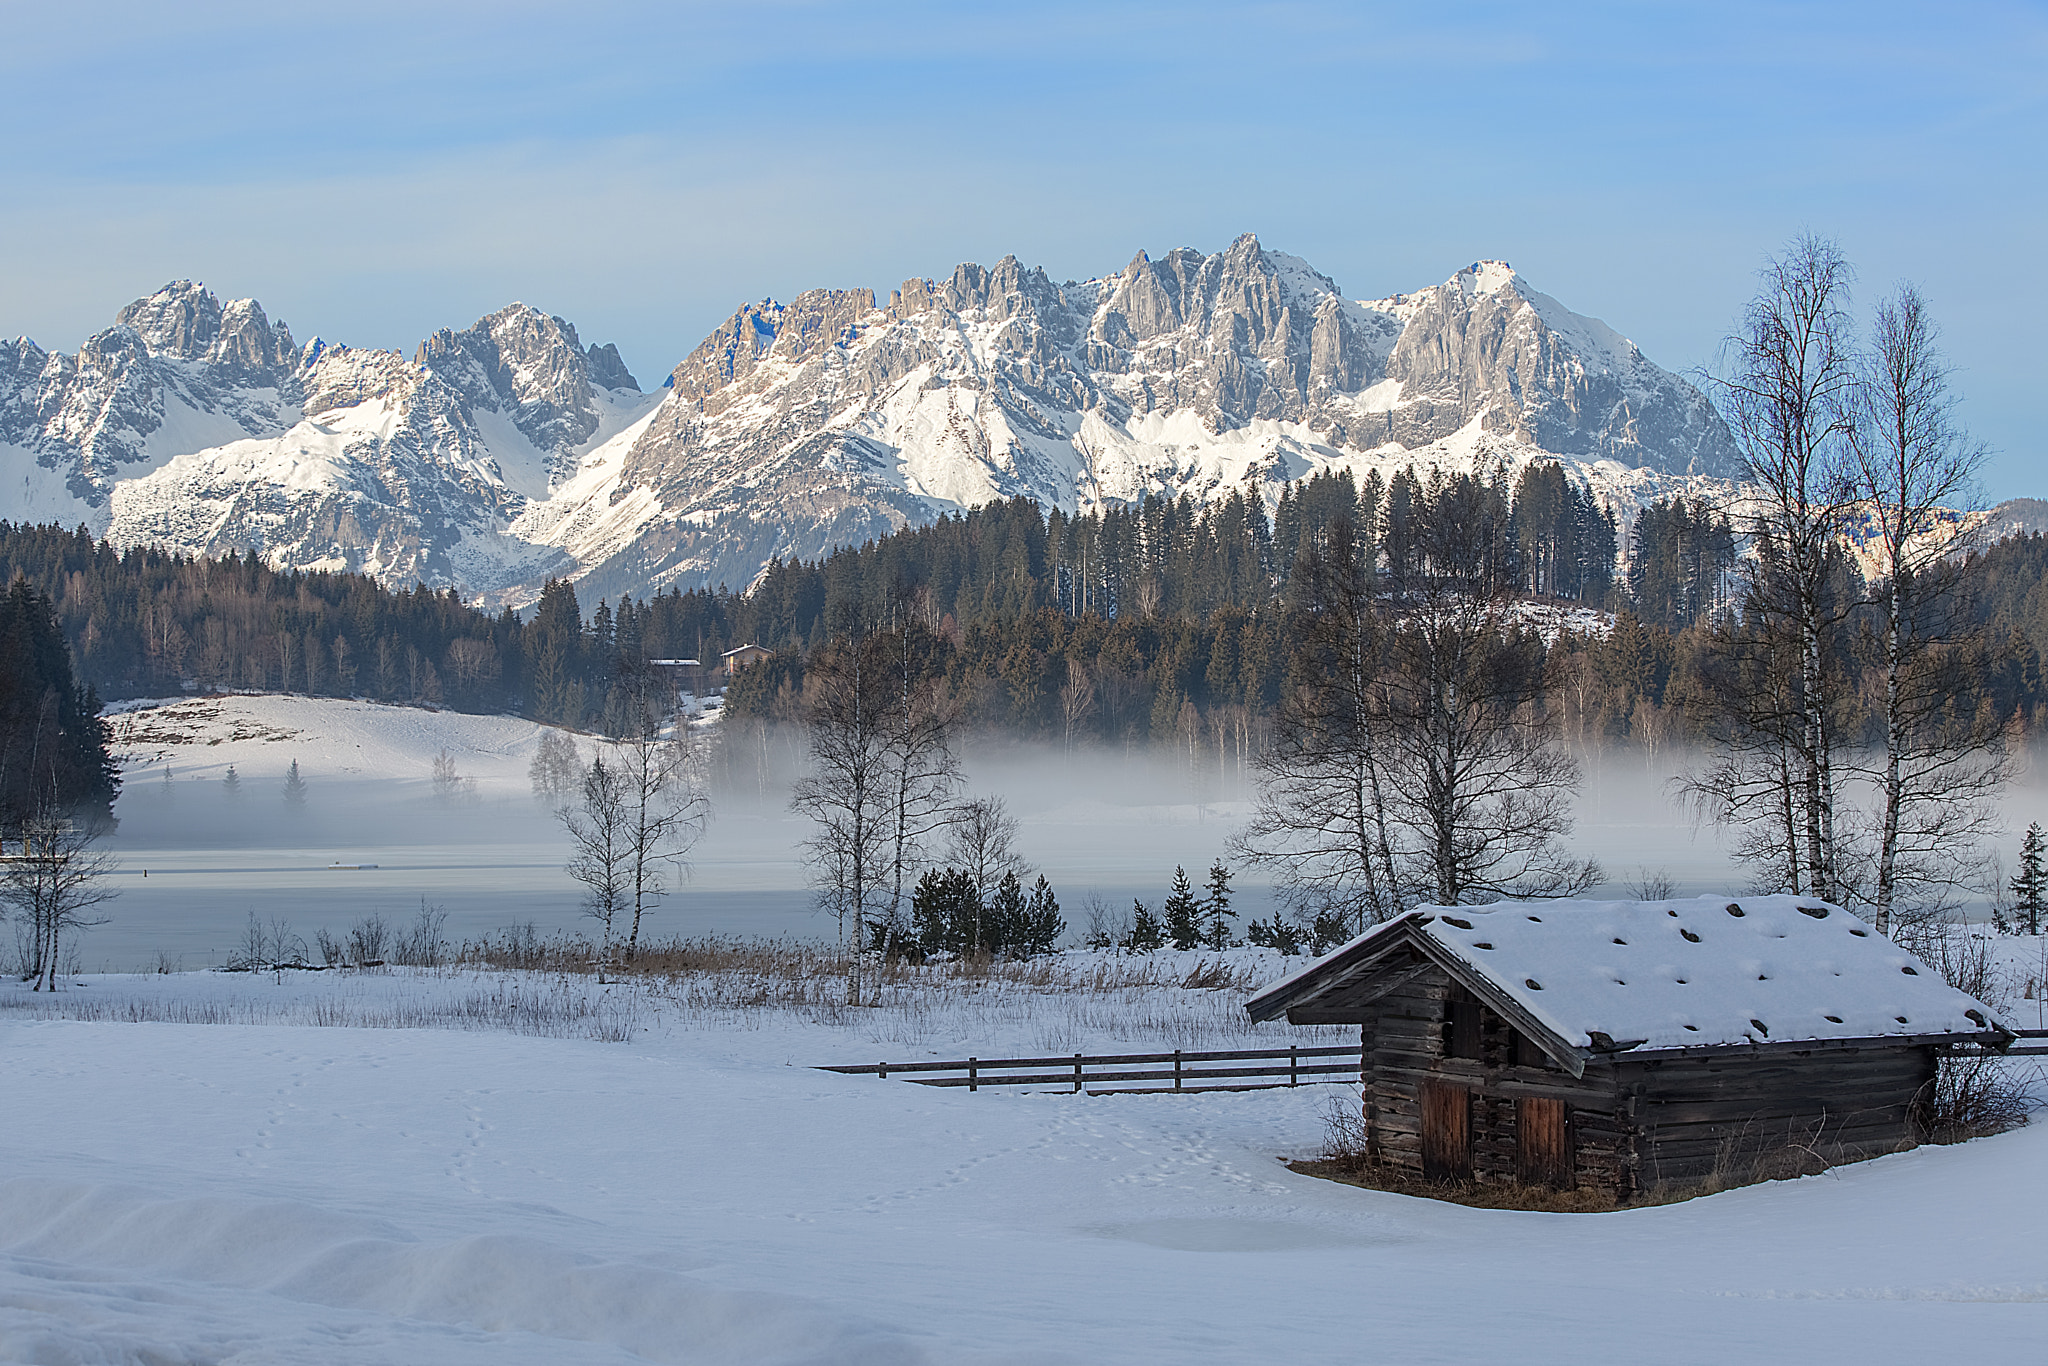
[3,240,1743,604]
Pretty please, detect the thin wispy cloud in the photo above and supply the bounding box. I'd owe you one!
[6,1,2042,490]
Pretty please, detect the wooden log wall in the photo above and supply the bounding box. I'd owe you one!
[1619,1047,1935,1187]
[1352,961,1935,1197]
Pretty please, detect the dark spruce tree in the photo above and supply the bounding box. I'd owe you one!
[0,575,118,827]
[2010,823,2046,937]
[1162,865,1202,950]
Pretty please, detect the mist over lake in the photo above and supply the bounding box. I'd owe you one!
[70,696,2048,972]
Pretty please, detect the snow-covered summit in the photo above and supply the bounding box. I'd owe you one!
[4,243,1742,605]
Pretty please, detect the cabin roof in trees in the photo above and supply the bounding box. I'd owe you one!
[1245,896,2012,1076]
[718,643,770,671]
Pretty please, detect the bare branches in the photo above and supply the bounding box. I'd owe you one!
[1235,509,1596,926]
[1697,234,1862,901]
[562,754,631,978]
[612,730,710,963]
[1842,280,2001,931]
[790,632,898,1004]
[1,809,118,991]
[1691,244,2007,927]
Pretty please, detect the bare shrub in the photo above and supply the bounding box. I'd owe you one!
[226,912,307,972]
[1628,867,1677,900]
[1900,922,2036,1141]
[346,912,390,966]
[1318,1088,1371,1172]
[391,901,448,968]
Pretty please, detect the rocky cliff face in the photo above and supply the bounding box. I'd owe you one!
[537,237,1739,602]
[3,242,1741,605]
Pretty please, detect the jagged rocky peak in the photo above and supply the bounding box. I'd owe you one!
[1455,259,1523,297]
[298,344,421,418]
[584,342,636,392]
[415,301,637,459]
[113,280,296,378]
[667,288,879,405]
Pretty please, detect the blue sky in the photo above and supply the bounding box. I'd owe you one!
[5,1,2043,495]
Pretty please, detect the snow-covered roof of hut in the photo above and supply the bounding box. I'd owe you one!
[1246,895,2010,1072]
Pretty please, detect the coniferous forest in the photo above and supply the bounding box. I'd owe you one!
[3,456,2048,768]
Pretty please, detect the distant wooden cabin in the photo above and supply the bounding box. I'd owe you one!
[646,658,703,696]
[1246,896,2012,1195]
[718,644,771,683]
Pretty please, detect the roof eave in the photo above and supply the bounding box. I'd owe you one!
[1242,914,1423,1024]
[1616,1028,2012,1063]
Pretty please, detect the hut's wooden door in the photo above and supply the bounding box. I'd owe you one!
[1517,1096,1573,1188]
[1421,1082,1472,1180]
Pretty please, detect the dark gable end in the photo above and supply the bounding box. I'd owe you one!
[1247,915,1591,1076]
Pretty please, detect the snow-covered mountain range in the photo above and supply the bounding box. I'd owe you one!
[3,237,1750,605]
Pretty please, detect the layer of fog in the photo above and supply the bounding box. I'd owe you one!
[70,732,2048,972]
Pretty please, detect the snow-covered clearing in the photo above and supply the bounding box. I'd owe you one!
[3,957,2044,1364]
[15,692,2044,1359]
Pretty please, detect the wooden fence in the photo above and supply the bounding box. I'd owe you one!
[817,1044,1364,1096]
[1946,1026,2048,1057]
[826,1029,2048,1096]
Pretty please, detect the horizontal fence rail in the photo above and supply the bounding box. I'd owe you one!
[834,1029,2048,1091]
[1947,1026,2048,1057]
[817,1044,1364,1096]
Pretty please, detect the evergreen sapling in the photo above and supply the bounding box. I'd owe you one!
[2012,822,2046,937]
[1202,860,1236,949]
[1162,865,1202,950]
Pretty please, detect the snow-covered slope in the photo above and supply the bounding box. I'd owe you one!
[2,965,2044,1364]
[6,245,1745,605]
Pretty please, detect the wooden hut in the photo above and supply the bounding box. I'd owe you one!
[718,644,772,683]
[1245,896,2012,1195]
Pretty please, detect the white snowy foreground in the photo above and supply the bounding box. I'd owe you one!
[2,966,2044,1365]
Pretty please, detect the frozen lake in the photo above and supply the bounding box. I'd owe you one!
[57,695,2047,971]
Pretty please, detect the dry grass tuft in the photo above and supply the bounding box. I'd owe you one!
[1284,1159,1638,1213]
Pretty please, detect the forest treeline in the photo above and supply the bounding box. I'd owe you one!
[3,454,2047,754]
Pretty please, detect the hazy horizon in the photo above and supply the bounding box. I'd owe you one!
[66,719,2047,973]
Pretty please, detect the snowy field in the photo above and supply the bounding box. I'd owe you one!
[2,957,2044,1365]
[6,693,2042,1361]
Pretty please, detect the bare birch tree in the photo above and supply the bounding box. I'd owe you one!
[562,753,630,978]
[609,730,710,963]
[790,630,895,1004]
[1692,234,1861,901]
[1232,517,1403,927]
[1842,282,2005,934]
[876,619,961,953]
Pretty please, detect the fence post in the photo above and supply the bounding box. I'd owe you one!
[879,1060,887,1080]
[1074,1053,1083,1094]
[1174,1049,1182,1092]
[968,1058,978,1093]
[1289,1044,1298,1087]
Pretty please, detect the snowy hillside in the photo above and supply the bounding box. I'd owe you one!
[2,959,2043,1364]
[4,243,1744,607]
